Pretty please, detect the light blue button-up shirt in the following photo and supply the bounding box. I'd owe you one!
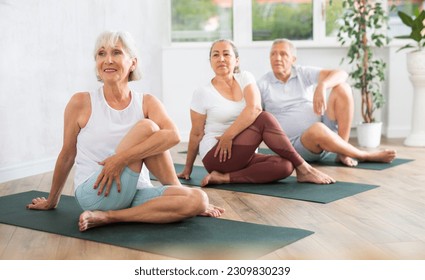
[257,65,322,139]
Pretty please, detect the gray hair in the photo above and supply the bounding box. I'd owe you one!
[94,31,142,82]
[209,39,240,73]
[272,38,297,57]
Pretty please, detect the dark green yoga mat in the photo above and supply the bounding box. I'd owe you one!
[153,164,378,204]
[257,148,413,170]
[0,191,313,260]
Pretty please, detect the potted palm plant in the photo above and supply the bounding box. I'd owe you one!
[395,9,425,146]
[336,0,390,147]
[395,9,425,53]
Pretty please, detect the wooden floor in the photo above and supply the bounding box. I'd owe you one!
[1,138,424,260]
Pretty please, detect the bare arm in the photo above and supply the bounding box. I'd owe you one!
[217,83,262,161]
[177,110,206,179]
[27,93,89,210]
[314,69,348,115]
[114,94,180,166]
[92,94,181,196]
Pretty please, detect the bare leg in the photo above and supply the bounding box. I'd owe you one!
[295,162,335,184]
[79,186,225,231]
[324,84,396,165]
[301,123,396,164]
[93,119,166,196]
[201,171,230,187]
[325,83,358,166]
[78,120,225,231]
[327,83,354,141]
[144,152,181,186]
[139,132,223,212]
[115,119,180,185]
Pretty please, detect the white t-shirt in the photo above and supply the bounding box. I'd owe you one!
[190,71,256,159]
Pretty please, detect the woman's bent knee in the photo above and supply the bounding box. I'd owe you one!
[257,111,274,122]
[134,119,160,135]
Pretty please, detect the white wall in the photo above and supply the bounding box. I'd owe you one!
[162,44,411,141]
[386,47,414,138]
[0,0,167,183]
[0,0,415,183]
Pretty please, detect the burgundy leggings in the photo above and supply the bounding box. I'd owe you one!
[202,111,305,183]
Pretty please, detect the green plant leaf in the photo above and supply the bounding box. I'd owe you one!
[411,30,423,42]
[394,35,411,40]
[337,0,388,123]
[398,11,414,27]
[396,44,415,52]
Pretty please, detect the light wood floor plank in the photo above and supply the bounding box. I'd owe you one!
[1,138,424,260]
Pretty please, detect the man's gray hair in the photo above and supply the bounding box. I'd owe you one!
[272,39,297,57]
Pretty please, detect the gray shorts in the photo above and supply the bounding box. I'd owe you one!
[290,115,338,162]
[75,166,167,211]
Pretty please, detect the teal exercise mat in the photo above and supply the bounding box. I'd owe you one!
[152,164,379,204]
[0,191,313,260]
[257,148,413,170]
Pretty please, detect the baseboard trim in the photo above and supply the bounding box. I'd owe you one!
[0,158,56,184]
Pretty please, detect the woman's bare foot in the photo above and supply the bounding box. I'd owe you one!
[362,149,396,163]
[199,204,225,218]
[336,154,358,167]
[79,210,109,232]
[200,171,230,187]
[296,162,335,184]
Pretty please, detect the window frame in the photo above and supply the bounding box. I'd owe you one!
[168,0,404,48]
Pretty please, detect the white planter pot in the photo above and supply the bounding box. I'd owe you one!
[404,50,425,147]
[357,122,382,148]
[407,50,425,76]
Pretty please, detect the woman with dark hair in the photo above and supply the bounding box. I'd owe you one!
[178,39,335,187]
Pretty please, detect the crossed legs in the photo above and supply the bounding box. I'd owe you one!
[79,119,224,231]
[201,112,335,186]
[301,83,396,166]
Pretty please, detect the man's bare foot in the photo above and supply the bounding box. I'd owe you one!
[79,210,109,232]
[362,149,396,163]
[296,162,335,184]
[336,154,358,167]
[199,204,225,218]
[200,171,230,187]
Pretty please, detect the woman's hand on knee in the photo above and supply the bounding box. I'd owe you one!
[94,173,121,197]
[94,155,126,196]
[214,136,232,162]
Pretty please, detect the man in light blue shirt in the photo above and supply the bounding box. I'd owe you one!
[258,39,396,166]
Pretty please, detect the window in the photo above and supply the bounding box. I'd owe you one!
[169,0,411,44]
[252,0,313,41]
[171,0,233,42]
[325,0,344,37]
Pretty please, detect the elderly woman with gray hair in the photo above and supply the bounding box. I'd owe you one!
[27,31,224,231]
[178,39,335,187]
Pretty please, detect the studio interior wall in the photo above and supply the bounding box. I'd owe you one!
[162,44,412,142]
[0,0,414,183]
[0,0,167,183]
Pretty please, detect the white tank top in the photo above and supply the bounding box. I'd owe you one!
[74,87,153,191]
